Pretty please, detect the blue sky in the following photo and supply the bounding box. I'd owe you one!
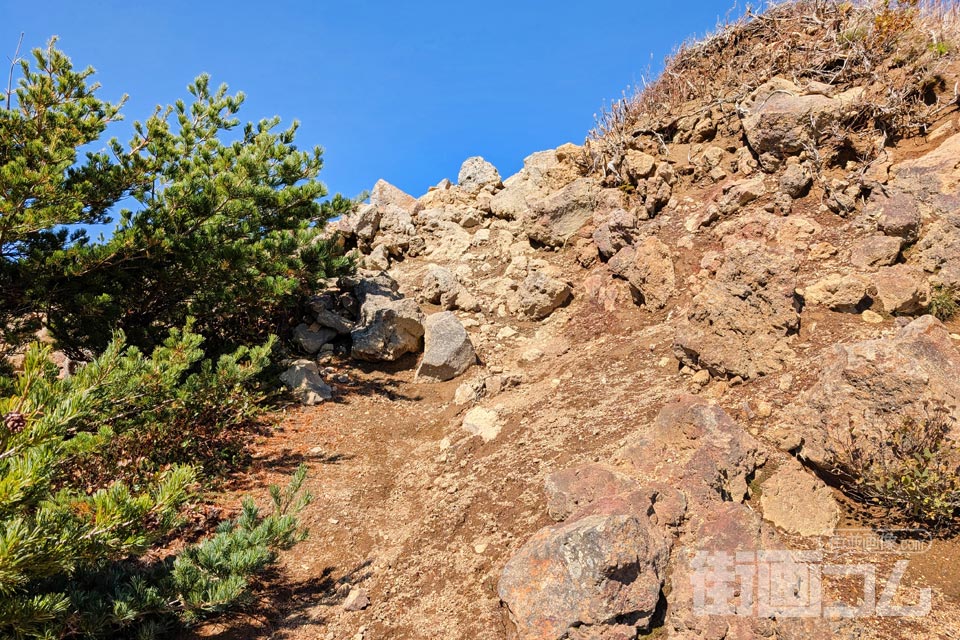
[2,1,742,206]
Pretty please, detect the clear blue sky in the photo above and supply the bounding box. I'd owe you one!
[2,0,742,204]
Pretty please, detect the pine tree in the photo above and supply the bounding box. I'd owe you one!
[1,38,353,358]
[0,337,310,639]
[0,38,135,356]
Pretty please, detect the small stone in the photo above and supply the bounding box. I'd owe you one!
[691,369,711,387]
[778,373,794,391]
[521,348,544,363]
[462,407,501,441]
[497,326,519,340]
[756,401,773,418]
[861,310,884,324]
[474,542,489,554]
[343,588,370,612]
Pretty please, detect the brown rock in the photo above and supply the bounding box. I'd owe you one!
[779,316,960,476]
[800,273,871,312]
[871,190,921,243]
[674,242,799,379]
[528,178,601,247]
[868,264,931,315]
[760,459,839,536]
[498,513,670,640]
[511,272,572,320]
[849,235,902,269]
[608,237,676,309]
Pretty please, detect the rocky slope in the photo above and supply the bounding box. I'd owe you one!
[236,4,960,640]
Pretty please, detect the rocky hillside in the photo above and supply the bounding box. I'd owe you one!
[242,3,960,639]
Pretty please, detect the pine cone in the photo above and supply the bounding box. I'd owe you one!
[3,412,26,434]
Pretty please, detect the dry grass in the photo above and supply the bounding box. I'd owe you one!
[586,0,960,177]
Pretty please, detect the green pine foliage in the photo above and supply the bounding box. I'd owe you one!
[61,322,275,487]
[0,37,324,638]
[0,339,311,638]
[0,38,133,356]
[1,38,353,357]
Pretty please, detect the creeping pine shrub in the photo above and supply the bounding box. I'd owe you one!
[0,343,310,638]
[61,322,275,488]
[832,401,960,527]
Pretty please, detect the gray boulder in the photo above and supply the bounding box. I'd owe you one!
[779,162,812,198]
[415,312,476,382]
[421,265,460,307]
[457,156,501,194]
[280,360,333,406]
[349,274,425,361]
[311,307,356,335]
[292,323,336,354]
[351,296,424,361]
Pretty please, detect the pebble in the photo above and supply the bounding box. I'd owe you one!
[862,310,884,324]
[756,401,773,418]
[691,369,711,386]
[343,588,370,612]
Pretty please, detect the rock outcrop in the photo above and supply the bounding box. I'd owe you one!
[674,242,799,379]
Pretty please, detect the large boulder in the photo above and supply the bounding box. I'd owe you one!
[527,177,601,247]
[910,214,960,289]
[349,274,425,361]
[870,190,921,243]
[457,156,501,194]
[279,360,333,406]
[498,513,670,640]
[760,459,839,537]
[799,273,872,312]
[421,265,460,307]
[739,77,863,158]
[488,145,584,220]
[618,396,761,506]
[777,316,960,475]
[544,464,686,528]
[292,323,336,354]
[849,235,902,269]
[592,208,636,260]
[337,203,381,248]
[889,131,960,216]
[674,242,799,379]
[510,272,572,320]
[370,178,419,215]
[415,312,476,382]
